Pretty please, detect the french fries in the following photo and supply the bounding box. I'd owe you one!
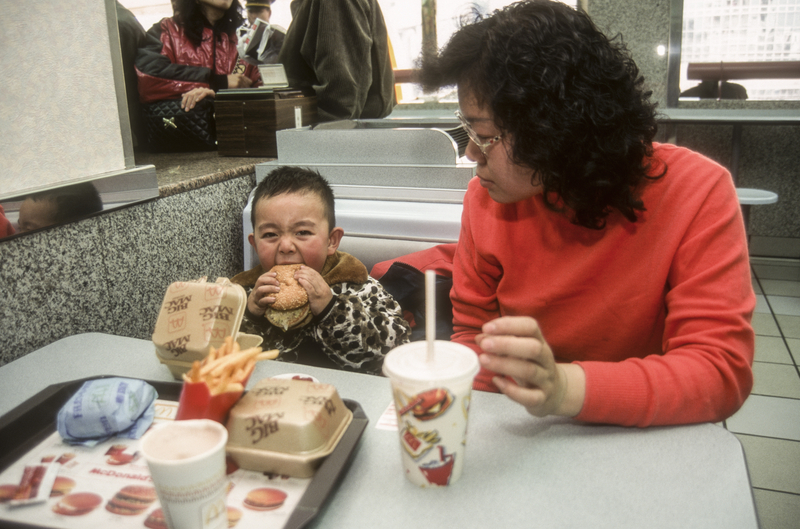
[183,337,279,395]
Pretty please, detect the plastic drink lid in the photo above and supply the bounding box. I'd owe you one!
[382,341,479,386]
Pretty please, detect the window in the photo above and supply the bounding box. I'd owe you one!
[680,0,800,100]
[382,0,578,102]
[120,1,577,104]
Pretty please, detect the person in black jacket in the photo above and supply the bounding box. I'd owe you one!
[277,0,395,121]
[115,1,147,149]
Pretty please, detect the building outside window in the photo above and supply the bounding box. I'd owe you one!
[680,0,800,100]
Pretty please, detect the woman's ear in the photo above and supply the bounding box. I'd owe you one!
[327,227,344,255]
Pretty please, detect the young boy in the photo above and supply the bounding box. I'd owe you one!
[232,166,411,374]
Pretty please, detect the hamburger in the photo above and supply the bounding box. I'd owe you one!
[227,506,243,527]
[0,484,17,503]
[243,487,287,511]
[49,476,76,497]
[265,264,312,331]
[144,508,168,529]
[52,492,103,516]
[105,485,157,515]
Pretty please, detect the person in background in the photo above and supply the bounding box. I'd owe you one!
[17,183,103,233]
[241,0,285,66]
[135,0,261,113]
[0,205,14,238]
[419,0,754,427]
[115,1,148,150]
[680,79,748,100]
[245,0,272,25]
[278,0,395,121]
[232,166,411,375]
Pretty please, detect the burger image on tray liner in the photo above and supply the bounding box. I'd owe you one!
[0,484,18,502]
[105,485,157,515]
[243,487,287,511]
[265,264,312,331]
[52,492,103,516]
[49,476,76,497]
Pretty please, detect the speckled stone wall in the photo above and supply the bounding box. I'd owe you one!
[587,0,671,105]
[0,174,256,366]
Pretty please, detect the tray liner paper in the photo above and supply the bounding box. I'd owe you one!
[0,378,368,529]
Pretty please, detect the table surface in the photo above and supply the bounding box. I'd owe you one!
[0,333,759,529]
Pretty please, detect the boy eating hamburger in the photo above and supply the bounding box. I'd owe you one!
[232,166,411,374]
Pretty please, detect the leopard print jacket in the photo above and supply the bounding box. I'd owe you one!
[239,277,411,375]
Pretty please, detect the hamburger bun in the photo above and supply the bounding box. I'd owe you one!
[49,476,76,497]
[0,484,17,503]
[227,506,243,527]
[106,452,136,465]
[105,485,157,515]
[52,492,103,516]
[144,508,168,529]
[265,265,312,331]
[243,487,287,511]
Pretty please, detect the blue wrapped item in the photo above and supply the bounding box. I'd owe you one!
[57,378,158,446]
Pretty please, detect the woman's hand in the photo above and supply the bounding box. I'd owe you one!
[294,266,333,316]
[227,74,253,89]
[475,316,585,417]
[181,87,215,110]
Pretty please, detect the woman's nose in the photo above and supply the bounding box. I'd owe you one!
[465,139,485,163]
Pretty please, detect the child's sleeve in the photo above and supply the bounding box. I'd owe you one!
[313,278,412,374]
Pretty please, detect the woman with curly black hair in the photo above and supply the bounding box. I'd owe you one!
[136,0,261,113]
[419,0,754,427]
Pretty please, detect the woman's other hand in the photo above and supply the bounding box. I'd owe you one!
[181,87,215,110]
[227,73,253,89]
[475,316,585,418]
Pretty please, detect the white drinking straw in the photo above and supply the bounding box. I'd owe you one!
[425,269,436,363]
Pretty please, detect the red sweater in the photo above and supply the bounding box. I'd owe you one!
[451,143,755,427]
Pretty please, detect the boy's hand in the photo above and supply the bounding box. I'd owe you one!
[294,265,332,316]
[247,271,280,317]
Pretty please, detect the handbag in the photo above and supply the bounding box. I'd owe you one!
[142,98,217,152]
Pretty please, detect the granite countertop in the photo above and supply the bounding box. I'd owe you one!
[132,105,461,197]
[134,151,275,197]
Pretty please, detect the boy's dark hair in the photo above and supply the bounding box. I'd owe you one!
[250,166,336,232]
[419,0,665,229]
[174,0,245,46]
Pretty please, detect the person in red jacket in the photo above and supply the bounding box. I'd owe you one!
[135,0,261,112]
[417,0,755,427]
[0,204,14,239]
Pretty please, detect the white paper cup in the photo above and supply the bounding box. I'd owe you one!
[383,341,479,487]
[140,419,229,529]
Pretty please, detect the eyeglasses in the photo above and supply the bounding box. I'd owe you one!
[455,109,503,155]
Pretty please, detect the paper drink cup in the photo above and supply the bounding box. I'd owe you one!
[140,420,229,529]
[383,341,479,487]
